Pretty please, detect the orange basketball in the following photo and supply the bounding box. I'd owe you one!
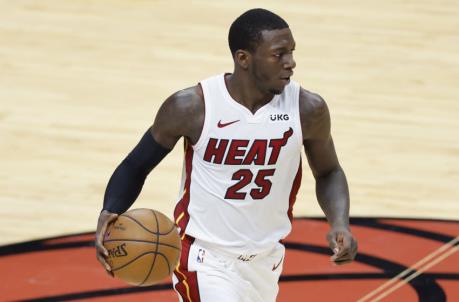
[103,208,181,286]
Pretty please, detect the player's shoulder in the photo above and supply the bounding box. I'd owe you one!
[164,84,204,116]
[299,87,328,117]
[153,84,205,146]
[298,87,330,140]
[166,84,204,110]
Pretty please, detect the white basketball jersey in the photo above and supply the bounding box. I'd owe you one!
[174,74,303,253]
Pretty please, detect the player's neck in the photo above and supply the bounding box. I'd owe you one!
[225,72,274,114]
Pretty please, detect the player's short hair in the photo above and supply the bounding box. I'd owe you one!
[228,8,289,56]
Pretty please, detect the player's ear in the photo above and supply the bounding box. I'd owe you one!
[234,50,251,70]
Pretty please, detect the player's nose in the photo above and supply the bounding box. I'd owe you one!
[283,53,296,70]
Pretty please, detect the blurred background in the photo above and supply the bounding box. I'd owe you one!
[1,0,458,247]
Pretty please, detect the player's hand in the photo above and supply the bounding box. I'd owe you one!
[327,226,358,265]
[95,210,119,276]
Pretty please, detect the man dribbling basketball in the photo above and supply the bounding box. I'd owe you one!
[96,8,358,302]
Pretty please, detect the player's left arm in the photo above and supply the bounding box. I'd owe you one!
[299,87,357,265]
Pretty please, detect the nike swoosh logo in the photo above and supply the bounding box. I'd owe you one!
[272,256,284,271]
[217,119,240,128]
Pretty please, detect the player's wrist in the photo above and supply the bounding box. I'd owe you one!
[329,219,350,231]
[100,209,115,214]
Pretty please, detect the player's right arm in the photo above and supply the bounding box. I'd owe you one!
[299,88,357,265]
[95,85,204,273]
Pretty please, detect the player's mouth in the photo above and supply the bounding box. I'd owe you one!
[280,73,293,84]
[280,77,291,84]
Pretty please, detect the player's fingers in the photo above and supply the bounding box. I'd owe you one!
[335,233,352,257]
[332,237,358,264]
[331,250,353,265]
[350,237,358,259]
[328,233,348,261]
[94,239,108,257]
[96,248,113,275]
[331,248,349,261]
[95,229,109,257]
[96,250,112,272]
[96,212,118,257]
[332,250,350,260]
[326,231,339,253]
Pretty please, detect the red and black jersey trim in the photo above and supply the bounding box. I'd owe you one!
[173,235,200,302]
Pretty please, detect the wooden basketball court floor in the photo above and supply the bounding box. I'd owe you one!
[1,1,458,301]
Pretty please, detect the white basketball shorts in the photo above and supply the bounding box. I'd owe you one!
[173,235,285,302]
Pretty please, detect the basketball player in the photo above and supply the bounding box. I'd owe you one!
[96,8,357,302]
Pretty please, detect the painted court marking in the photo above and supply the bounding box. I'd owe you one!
[358,235,459,302]
[2,217,458,301]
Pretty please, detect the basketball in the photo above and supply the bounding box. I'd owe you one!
[103,208,181,286]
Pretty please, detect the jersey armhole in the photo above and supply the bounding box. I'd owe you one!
[192,82,210,151]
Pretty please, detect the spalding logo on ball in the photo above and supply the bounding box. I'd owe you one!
[103,208,182,286]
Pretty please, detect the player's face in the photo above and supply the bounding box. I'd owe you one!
[250,28,296,95]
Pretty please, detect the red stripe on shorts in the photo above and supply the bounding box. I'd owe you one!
[173,235,200,302]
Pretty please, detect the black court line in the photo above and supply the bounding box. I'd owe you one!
[351,218,455,243]
[0,240,94,257]
[16,272,459,302]
[15,283,173,302]
[280,272,459,282]
[303,217,457,243]
[2,218,457,257]
[285,242,448,302]
[13,242,458,302]
[2,218,458,302]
